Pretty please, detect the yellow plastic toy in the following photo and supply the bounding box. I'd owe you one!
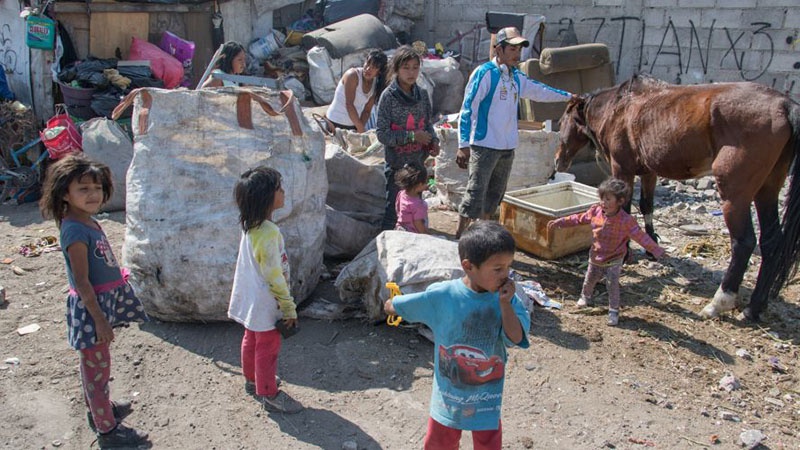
[385,282,403,326]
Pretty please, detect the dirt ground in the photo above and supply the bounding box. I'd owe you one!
[1,179,799,450]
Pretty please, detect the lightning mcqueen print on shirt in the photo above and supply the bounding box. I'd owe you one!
[438,344,504,386]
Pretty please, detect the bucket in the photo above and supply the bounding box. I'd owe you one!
[248,32,282,61]
[26,16,56,50]
[59,82,96,107]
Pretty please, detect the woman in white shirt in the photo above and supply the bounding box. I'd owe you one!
[324,50,388,133]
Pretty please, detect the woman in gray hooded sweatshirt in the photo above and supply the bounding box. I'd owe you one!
[376,45,440,230]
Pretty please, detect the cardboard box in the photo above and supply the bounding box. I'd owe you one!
[500,181,598,259]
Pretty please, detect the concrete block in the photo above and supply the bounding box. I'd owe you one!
[642,8,666,28]
[667,8,704,27]
[644,0,678,6]
[756,0,798,6]
[593,0,623,5]
[772,52,800,72]
[741,9,786,29]
[699,9,742,28]
[784,8,800,28]
[717,0,757,7]
[678,0,714,6]
[643,26,678,46]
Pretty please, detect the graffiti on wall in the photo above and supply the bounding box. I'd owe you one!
[556,16,796,92]
[1,24,21,75]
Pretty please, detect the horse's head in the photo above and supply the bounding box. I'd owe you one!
[554,95,591,172]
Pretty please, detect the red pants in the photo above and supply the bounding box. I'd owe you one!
[79,343,115,433]
[241,328,281,397]
[423,417,502,450]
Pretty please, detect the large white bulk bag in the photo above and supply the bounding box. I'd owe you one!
[80,117,133,212]
[113,87,326,322]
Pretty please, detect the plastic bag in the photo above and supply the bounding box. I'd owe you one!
[128,37,183,89]
[39,107,82,159]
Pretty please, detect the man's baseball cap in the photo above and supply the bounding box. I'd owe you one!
[496,27,529,47]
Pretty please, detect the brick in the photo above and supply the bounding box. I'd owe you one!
[593,0,623,5]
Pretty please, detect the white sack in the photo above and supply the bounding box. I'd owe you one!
[421,57,465,115]
[80,118,133,212]
[434,126,559,210]
[121,87,326,322]
[334,231,464,320]
[325,207,381,259]
[324,143,384,258]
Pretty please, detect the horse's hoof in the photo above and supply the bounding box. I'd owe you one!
[699,288,738,319]
[741,307,761,323]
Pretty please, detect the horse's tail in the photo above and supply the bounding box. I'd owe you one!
[769,100,800,299]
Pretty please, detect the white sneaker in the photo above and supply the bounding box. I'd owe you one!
[576,296,589,308]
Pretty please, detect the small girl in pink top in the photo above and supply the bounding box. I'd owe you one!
[394,162,429,233]
[547,178,665,326]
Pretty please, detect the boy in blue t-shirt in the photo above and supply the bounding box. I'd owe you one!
[384,221,530,449]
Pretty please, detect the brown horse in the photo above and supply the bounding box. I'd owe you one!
[554,75,800,322]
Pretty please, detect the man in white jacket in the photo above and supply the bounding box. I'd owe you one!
[456,27,573,237]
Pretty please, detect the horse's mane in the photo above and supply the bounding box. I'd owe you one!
[584,73,671,103]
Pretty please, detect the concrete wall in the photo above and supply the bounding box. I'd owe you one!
[415,0,800,98]
[1,0,32,107]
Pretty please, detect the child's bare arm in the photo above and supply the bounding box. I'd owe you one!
[498,278,524,344]
[413,219,428,234]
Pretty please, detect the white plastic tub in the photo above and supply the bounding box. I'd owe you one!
[500,181,598,259]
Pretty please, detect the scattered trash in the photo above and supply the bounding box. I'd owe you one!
[0,284,5,305]
[718,410,741,422]
[1,257,13,264]
[299,297,362,321]
[17,323,41,335]
[767,356,787,373]
[12,266,27,275]
[627,437,655,446]
[4,357,20,365]
[735,348,752,360]
[18,235,59,257]
[679,224,709,235]
[763,397,784,408]
[718,374,740,392]
[709,434,720,444]
[517,279,562,310]
[738,429,765,449]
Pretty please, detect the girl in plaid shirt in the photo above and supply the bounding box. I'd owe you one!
[548,178,665,326]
